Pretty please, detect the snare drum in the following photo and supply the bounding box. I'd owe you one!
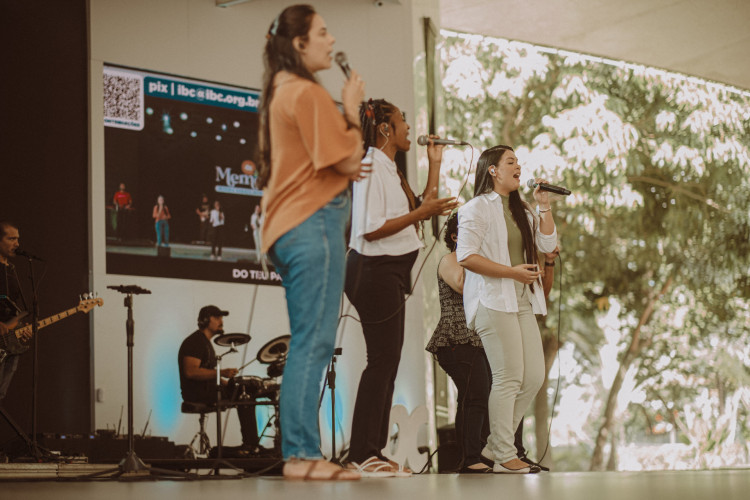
[231,375,264,399]
[257,378,280,398]
[232,375,280,399]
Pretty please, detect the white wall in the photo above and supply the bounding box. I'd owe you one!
[89,0,441,454]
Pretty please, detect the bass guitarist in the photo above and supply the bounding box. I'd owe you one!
[0,221,28,401]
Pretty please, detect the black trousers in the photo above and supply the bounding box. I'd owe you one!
[210,226,224,256]
[436,345,528,464]
[345,249,418,463]
[199,219,210,242]
[435,344,491,465]
[191,385,259,448]
[515,417,527,458]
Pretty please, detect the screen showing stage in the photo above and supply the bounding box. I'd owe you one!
[102,64,279,285]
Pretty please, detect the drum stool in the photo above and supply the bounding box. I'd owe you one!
[182,401,221,457]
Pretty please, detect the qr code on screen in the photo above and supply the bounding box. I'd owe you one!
[103,68,144,131]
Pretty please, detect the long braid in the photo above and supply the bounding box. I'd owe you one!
[358,98,397,153]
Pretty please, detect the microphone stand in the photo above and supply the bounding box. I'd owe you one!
[119,291,148,476]
[85,285,191,481]
[209,344,247,476]
[326,348,342,465]
[24,255,52,461]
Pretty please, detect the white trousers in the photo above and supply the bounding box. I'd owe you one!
[473,281,545,463]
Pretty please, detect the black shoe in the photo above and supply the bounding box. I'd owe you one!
[479,454,494,468]
[459,465,493,474]
[492,463,538,474]
[519,455,549,472]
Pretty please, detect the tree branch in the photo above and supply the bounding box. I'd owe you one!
[627,176,727,213]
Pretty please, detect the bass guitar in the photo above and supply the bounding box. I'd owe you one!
[0,294,103,363]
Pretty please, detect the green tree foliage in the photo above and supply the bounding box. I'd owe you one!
[439,30,750,470]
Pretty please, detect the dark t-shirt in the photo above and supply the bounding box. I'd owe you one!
[198,202,210,220]
[1,262,25,321]
[178,330,216,403]
[1,262,26,399]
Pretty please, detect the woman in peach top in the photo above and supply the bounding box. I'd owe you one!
[258,4,364,480]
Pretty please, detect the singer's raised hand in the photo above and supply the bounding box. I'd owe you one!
[418,187,459,219]
[342,69,365,128]
[532,177,550,207]
[425,134,446,165]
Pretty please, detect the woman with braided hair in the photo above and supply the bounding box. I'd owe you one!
[344,98,458,476]
[259,4,364,480]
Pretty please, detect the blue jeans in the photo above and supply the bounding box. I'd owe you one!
[155,220,169,246]
[268,191,350,460]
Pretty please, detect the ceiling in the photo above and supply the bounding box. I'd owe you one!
[439,0,750,91]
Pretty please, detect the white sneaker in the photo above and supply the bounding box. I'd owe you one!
[347,457,396,478]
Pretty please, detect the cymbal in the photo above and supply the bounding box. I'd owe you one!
[214,333,251,347]
[257,335,291,363]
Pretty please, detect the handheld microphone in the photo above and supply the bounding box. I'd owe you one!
[416,135,469,146]
[15,249,45,262]
[107,284,152,295]
[527,179,571,196]
[334,51,351,79]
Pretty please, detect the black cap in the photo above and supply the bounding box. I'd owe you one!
[199,305,229,321]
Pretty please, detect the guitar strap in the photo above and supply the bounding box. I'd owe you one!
[1,262,28,313]
[1,263,7,299]
[1,265,13,322]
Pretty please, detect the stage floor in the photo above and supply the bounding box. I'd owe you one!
[106,241,260,263]
[2,468,748,500]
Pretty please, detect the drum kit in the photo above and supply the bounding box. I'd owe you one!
[214,333,290,397]
[213,332,290,453]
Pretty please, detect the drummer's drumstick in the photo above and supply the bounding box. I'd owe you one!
[238,358,257,371]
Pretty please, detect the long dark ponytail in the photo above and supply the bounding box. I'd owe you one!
[258,4,317,189]
[474,145,539,273]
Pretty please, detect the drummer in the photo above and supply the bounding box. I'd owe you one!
[178,305,260,452]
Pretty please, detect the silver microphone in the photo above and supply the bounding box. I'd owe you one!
[416,135,469,146]
[334,51,351,79]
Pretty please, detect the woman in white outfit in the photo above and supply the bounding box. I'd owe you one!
[456,145,557,474]
[209,200,225,260]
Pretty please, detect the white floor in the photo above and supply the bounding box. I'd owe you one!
[2,469,749,500]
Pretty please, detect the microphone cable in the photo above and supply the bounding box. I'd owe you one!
[537,251,563,465]
[339,144,477,327]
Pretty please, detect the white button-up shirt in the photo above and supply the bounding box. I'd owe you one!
[457,191,557,325]
[349,147,423,256]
